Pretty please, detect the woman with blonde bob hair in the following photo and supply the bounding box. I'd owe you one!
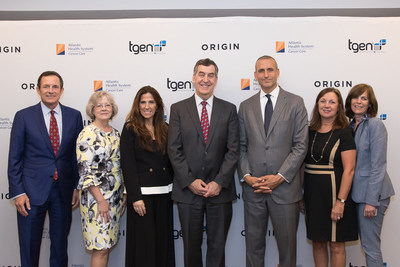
[120,86,175,267]
[345,84,395,267]
[76,90,126,267]
[303,88,358,267]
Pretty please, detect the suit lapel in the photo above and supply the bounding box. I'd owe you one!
[58,103,67,156]
[355,117,367,144]
[267,87,287,137]
[186,95,205,144]
[207,97,221,148]
[34,103,54,156]
[249,91,266,141]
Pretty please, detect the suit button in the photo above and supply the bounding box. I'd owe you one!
[202,167,205,170]
[205,152,208,155]
[149,168,153,172]
[163,167,166,171]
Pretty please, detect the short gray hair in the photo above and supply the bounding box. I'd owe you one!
[86,91,118,121]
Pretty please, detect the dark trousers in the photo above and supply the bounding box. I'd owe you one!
[17,182,72,267]
[177,200,232,267]
[125,193,175,267]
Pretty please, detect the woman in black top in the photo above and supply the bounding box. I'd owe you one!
[120,86,175,267]
[303,88,357,267]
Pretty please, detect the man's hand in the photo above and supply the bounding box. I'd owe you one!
[251,174,284,194]
[204,181,222,198]
[72,190,80,209]
[252,178,272,193]
[188,179,208,196]
[245,175,271,194]
[261,174,284,190]
[15,194,30,216]
[244,175,260,187]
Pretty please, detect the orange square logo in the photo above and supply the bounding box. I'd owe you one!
[94,80,103,91]
[56,44,65,55]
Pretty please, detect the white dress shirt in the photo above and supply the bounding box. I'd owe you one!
[259,85,280,121]
[195,93,214,122]
[40,102,63,144]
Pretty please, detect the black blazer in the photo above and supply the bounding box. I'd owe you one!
[120,122,173,203]
[168,95,239,204]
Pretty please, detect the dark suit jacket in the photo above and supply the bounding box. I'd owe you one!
[8,102,83,205]
[168,95,239,204]
[238,88,308,204]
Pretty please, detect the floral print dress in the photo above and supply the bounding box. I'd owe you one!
[76,124,124,250]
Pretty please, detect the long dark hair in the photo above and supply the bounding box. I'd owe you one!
[310,88,349,131]
[125,86,168,154]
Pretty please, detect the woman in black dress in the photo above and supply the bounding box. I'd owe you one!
[120,86,175,267]
[304,88,357,267]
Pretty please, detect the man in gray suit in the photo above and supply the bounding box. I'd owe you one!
[238,55,308,267]
[168,58,239,267]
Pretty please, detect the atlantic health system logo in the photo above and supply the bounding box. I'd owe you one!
[240,78,261,91]
[276,40,315,54]
[56,44,65,55]
[56,43,94,56]
[94,80,132,93]
[241,79,250,90]
[276,41,285,53]
[94,80,103,91]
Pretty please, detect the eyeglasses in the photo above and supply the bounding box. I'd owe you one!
[95,103,112,109]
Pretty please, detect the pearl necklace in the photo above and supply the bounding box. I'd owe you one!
[311,130,334,163]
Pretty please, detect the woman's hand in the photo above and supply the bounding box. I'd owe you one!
[364,204,377,218]
[133,200,146,216]
[120,194,127,216]
[331,201,345,222]
[97,199,110,224]
[299,199,305,214]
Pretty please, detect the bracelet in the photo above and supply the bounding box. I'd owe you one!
[337,198,346,203]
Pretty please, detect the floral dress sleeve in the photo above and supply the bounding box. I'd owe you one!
[76,125,104,190]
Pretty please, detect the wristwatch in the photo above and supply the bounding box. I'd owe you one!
[337,198,346,203]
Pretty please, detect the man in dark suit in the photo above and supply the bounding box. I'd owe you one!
[8,71,83,267]
[168,58,239,267]
[238,56,308,267]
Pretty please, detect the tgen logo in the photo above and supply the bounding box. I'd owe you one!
[348,39,386,53]
[129,40,166,55]
[167,78,193,92]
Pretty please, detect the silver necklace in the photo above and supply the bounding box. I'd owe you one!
[311,130,334,163]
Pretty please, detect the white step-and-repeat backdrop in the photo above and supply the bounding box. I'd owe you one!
[0,16,399,267]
